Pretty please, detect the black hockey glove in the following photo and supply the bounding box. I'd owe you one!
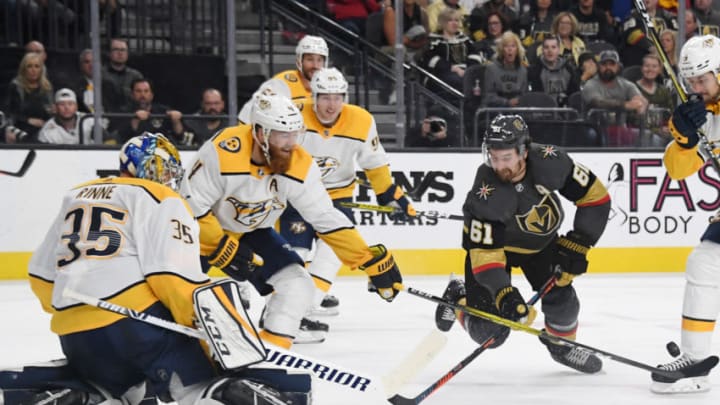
[359,244,403,302]
[201,234,261,281]
[376,184,417,221]
[553,231,591,287]
[671,94,707,149]
[495,286,534,327]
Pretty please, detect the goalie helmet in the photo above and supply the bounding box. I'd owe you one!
[679,35,720,83]
[295,35,329,74]
[119,132,184,191]
[482,114,531,163]
[250,93,304,163]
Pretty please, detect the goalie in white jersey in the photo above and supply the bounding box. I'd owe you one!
[657,34,720,393]
[181,93,404,350]
[24,133,311,404]
[278,67,416,321]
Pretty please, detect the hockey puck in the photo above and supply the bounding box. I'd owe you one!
[666,341,681,357]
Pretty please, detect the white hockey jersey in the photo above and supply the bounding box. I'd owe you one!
[181,124,374,267]
[238,70,311,124]
[28,177,210,336]
[300,103,392,199]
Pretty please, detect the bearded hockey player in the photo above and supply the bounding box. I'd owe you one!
[434,114,611,374]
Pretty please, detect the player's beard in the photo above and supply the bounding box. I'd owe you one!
[268,143,295,173]
[495,160,526,183]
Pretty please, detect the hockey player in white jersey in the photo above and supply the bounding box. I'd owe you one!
[181,93,404,349]
[23,132,311,404]
[278,67,416,323]
[656,34,720,393]
[238,35,329,123]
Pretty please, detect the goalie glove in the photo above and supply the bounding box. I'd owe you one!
[359,244,403,302]
[553,231,591,287]
[376,184,416,221]
[201,234,263,280]
[495,286,536,327]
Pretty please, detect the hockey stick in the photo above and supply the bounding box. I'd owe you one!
[397,284,719,381]
[340,201,464,221]
[632,0,720,174]
[0,149,36,177]
[388,276,556,405]
[382,329,448,397]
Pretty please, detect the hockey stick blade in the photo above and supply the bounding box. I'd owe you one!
[0,149,36,177]
[399,284,719,381]
[381,329,448,397]
[389,277,556,405]
[340,201,464,221]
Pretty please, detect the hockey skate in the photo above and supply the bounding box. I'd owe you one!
[651,354,712,394]
[293,318,329,344]
[434,275,466,332]
[309,294,340,317]
[539,333,602,374]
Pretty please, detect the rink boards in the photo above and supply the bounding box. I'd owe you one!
[0,148,711,279]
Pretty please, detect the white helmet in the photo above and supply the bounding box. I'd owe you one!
[679,35,720,84]
[250,93,304,163]
[295,35,329,74]
[310,67,348,97]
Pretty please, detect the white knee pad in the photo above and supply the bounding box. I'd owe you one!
[263,263,314,337]
[307,239,342,306]
[682,240,720,359]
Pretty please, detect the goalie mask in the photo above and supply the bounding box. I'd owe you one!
[679,35,720,90]
[296,35,329,78]
[250,93,305,166]
[119,132,184,191]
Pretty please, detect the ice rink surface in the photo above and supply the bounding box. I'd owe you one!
[2,273,719,405]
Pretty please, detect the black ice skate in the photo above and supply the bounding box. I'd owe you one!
[434,275,466,332]
[294,317,329,344]
[651,354,713,394]
[540,333,603,374]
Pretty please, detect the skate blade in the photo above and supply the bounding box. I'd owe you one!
[309,306,340,317]
[650,376,711,394]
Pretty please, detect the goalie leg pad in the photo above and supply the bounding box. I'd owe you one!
[681,240,720,359]
[193,280,267,370]
[263,263,315,340]
[197,369,311,405]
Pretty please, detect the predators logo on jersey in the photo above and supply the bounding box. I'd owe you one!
[219,137,241,153]
[226,196,286,229]
[515,194,562,235]
[314,156,340,179]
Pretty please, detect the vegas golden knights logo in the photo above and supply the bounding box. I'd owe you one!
[226,196,285,229]
[515,194,563,235]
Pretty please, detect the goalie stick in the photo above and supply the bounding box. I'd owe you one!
[398,284,719,381]
[388,276,556,405]
[340,201,464,221]
[632,0,720,174]
[0,149,36,177]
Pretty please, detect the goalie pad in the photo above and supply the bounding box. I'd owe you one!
[193,279,267,370]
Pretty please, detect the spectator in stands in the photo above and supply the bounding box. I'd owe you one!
[548,12,586,65]
[427,0,469,34]
[474,11,508,61]
[55,48,110,114]
[482,31,528,107]
[577,51,598,87]
[619,0,677,68]
[469,0,518,41]
[115,78,185,145]
[102,38,144,112]
[4,52,53,143]
[582,50,648,145]
[684,9,700,40]
[528,36,580,106]
[405,105,459,147]
[421,7,484,92]
[517,0,558,47]
[326,0,381,38]
[37,88,97,144]
[24,40,47,64]
[659,28,678,73]
[383,0,430,58]
[634,54,673,145]
[184,88,228,147]
[694,0,720,33]
[570,0,616,43]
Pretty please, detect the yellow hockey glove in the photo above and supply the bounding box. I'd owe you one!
[359,244,403,302]
[202,234,262,280]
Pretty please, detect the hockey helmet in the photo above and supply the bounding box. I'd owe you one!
[296,35,329,74]
[250,93,305,164]
[679,35,720,87]
[119,132,184,191]
[483,114,530,153]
